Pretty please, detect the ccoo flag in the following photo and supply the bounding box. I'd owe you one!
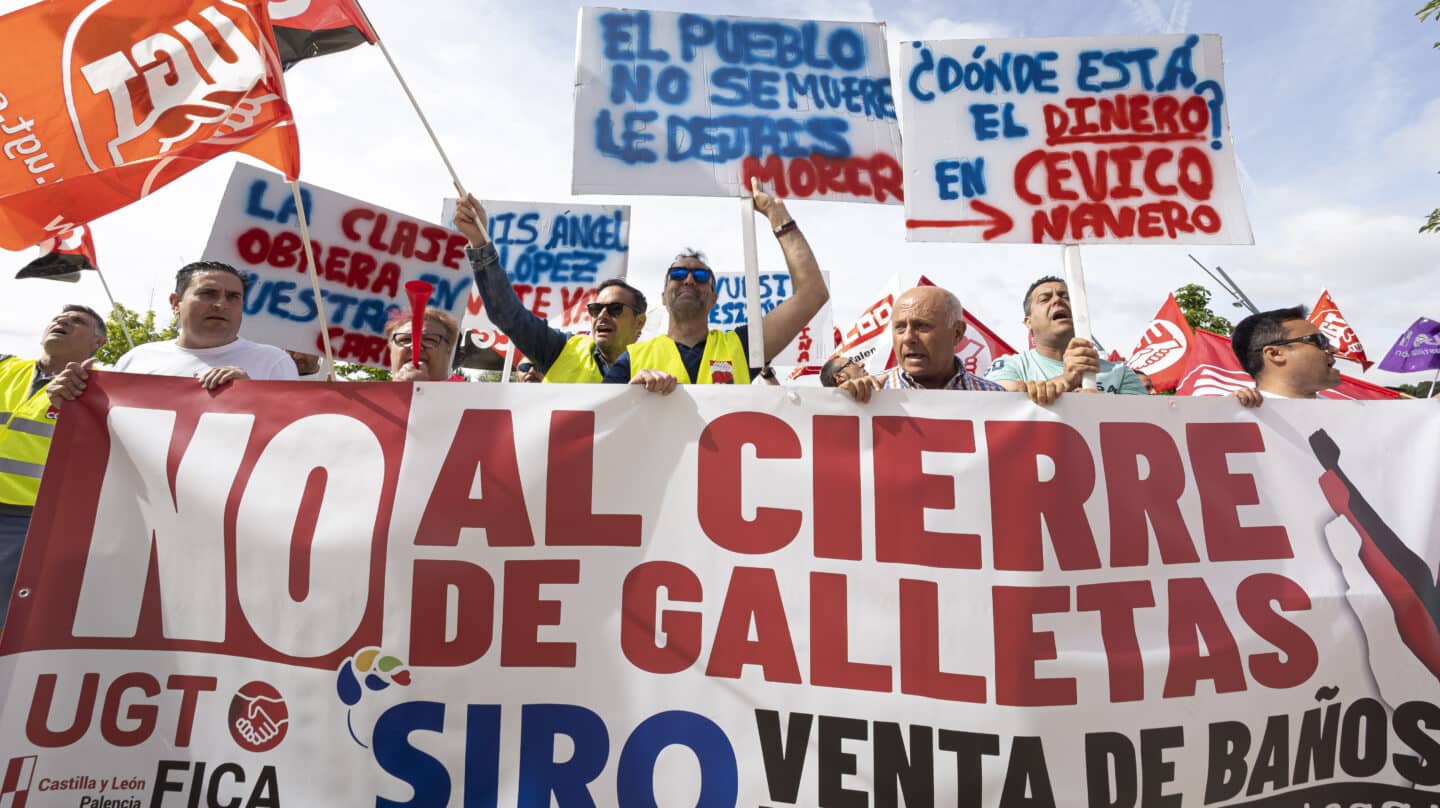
[15,225,99,282]
[1308,290,1372,370]
[1378,317,1440,373]
[0,0,300,251]
[1128,293,1196,391]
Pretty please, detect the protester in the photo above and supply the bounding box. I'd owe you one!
[453,195,647,383]
[1,306,107,627]
[516,362,544,383]
[819,354,865,388]
[48,262,297,407]
[288,350,327,381]
[985,276,1145,404]
[1229,306,1341,405]
[603,184,829,392]
[757,366,780,386]
[839,286,1005,403]
[1134,369,1156,394]
[385,307,462,382]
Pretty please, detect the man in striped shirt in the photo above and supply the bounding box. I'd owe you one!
[839,286,1005,402]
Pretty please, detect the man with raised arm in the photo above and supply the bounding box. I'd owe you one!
[985,275,1145,404]
[0,306,107,627]
[602,185,829,393]
[1228,306,1341,406]
[838,285,1005,403]
[453,195,648,383]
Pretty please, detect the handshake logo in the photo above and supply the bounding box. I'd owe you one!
[228,681,289,753]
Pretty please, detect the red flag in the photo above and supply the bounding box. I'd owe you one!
[1107,349,1123,362]
[1308,289,1373,370]
[270,0,377,69]
[1174,329,1399,400]
[15,225,98,281]
[0,0,300,251]
[1128,293,1196,391]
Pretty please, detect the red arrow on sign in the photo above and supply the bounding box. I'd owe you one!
[906,200,1014,240]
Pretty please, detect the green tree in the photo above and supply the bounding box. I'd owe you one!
[94,304,176,366]
[1393,381,1438,398]
[1173,283,1234,336]
[1422,1,1439,232]
[334,361,390,381]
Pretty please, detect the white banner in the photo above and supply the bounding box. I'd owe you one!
[202,163,475,368]
[440,198,631,355]
[573,8,902,204]
[4,375,1439,806]
[709,270,833,367]
[900,35,1253,244]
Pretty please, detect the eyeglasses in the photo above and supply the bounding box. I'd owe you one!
[1264,333,1332,352]
[391,331,446,349]
[667,266,713,284]
[587,301,640,318]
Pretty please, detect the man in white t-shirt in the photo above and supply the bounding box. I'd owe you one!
[48,261,297,406]
[984,276,1146,404]
[1227,305,1340,406]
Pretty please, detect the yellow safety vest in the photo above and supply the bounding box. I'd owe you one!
[542,335,605,384]
[0,357,58,508]
[626,331,751,385]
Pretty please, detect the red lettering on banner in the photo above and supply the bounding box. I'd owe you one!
[810,572,892,692]
[415,410,535,548]
[317,326,387,365]
[898,579,986,702]
[100,672,159,746]
[698,413,803,555]
[1100,422,1199,567]
[1187,423,1293,562]
[339,207,467,270]
[236,226,403,297]
[741,152,904,204]
[993,586,1075,707]
[873,417,981,569]
[1163,578,1247,698]
[27,673,98,747]
[1236,573,1317,689]
[499,559,579,668]
[26,672,216,748]
[1076,581,1155,702]
[621,561,703,674]
[706,567,802,683]
[546,411,641,547]
[987,421,1101,571]
[409,559,495,667]
[812,416,862,561]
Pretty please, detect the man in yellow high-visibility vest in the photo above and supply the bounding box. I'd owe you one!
[603,184,829,391]
[0,305,107,626]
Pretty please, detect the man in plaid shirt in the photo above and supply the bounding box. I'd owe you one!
[839,286,1006,402]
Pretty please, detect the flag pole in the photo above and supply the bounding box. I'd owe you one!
[289,182,337,373]
[1062,244,1098,390]
[92,268,136,350]
[740,179,765,373]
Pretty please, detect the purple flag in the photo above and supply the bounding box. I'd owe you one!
[1378,317,1440,373]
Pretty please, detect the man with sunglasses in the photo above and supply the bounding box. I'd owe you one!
[385,308,462,381]
[452,195,647,383]
[1229,306,1341,404]
[818,354,866,388]
[603,184,829,389]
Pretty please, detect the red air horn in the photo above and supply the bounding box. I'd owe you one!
[403,280,435,367]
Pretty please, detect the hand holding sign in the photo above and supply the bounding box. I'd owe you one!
[452,195,490,248]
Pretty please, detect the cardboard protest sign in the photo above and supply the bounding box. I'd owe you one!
[573,8,902,203]
[5,374,1437,803]
[441,198,631,356]
[710,270,833,366]
[900,35,1252,244]
[201,164,473,368]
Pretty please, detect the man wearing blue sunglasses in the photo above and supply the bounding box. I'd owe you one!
[454,195,648,383]
[603,184,829,391]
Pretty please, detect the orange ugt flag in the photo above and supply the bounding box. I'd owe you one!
[0,0,299,250]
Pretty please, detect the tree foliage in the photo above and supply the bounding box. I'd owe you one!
[334,362,391,381]
[1173,283,1235,336]
[1393,381,1438,398]
[94,304,176,366]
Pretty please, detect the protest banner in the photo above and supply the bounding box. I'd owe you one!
[4,375,1435,804]
[899,35,1252,244]
[709,270,833,367]
[440,198,631,357]
[201,163,474,368]
[2,377,1440,800]
[572,8,902,204]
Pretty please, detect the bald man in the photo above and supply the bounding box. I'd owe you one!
[840,285,1005,402]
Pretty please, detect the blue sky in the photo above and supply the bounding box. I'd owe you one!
[0,0,1436,385]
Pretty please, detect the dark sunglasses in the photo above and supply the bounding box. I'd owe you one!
[667,266,713,284]
[587,301,640,318]
[1264,332,1332,352]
